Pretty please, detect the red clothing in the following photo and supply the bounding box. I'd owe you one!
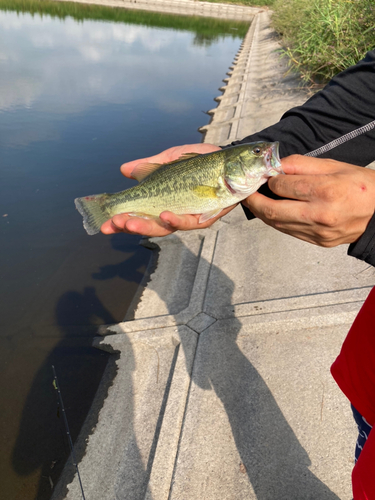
[331,287,375,499]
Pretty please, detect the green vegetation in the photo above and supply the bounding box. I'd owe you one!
[202,0,275,7]
[0,0,249,41]
[271,0,375,83]
[198,0,375,83]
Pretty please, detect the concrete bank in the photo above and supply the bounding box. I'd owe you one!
[52,9,375,500]
[55,0,260,20]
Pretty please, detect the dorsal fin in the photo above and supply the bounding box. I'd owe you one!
[131,162,162,181]
[172,152,201,161]
[132,153,201,182]
[156,152,201,167]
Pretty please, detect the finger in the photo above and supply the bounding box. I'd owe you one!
[101,214,174,237]
[101,219,124,234]
[159,212,201,230]
[124,217,174,237]
[159,212,212,231]
[244,194,332,245]
[267,173,320,201]
[101,202,236,236]
[268,166,346,201]
[101,216,131,234]
[244,191,311,224]
[160,205,236,230]
[280,154,349,175]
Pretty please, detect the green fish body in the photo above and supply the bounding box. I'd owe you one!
[75,142,282,235]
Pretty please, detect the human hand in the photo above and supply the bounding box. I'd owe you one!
[100,143,236,237]
[243,154,375,247]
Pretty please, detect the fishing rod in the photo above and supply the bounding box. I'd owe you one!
[52,365,86,500]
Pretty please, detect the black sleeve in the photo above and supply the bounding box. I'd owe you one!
[348,214,375,266]
[233,49,375,163]
[230,49,375,264]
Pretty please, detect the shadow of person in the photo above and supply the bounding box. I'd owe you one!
[10,286,139,500]
[190,314,340,499]
[146,234,341,500]
[92,234,149,285]
[10,231,342,500]
[9,232,152,500]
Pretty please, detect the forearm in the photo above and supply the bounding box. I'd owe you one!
[232,50,375,263]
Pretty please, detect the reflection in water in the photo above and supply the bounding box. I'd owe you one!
[11,288,113,497]
[0,6,247,499]
[6,234,151,499]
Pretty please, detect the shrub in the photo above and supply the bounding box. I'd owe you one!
[272,0,375,83]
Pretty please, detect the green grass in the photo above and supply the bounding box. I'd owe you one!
[0,0,250,39]
[202,0,276,7]
[271,0,375,83]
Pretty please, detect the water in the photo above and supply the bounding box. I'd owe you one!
[0,4,247,499]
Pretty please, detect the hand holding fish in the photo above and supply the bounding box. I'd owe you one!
[244,155,375,247]
[101,143,227,237]
[77,141,282,237]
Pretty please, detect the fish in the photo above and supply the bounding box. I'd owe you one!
[75,141,282,235]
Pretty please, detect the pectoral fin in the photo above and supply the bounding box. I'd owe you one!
[126,212,157,219]
[199,209,223,223]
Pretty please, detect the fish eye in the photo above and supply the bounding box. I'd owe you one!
[253,147,261,155]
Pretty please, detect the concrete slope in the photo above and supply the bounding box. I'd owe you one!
[55,0,260,21]
[52,10,374,500]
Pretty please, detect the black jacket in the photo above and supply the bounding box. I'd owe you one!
[231,50,375,265]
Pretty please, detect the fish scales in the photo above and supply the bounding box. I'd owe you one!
[110,153,227,214]
[75,142,282,235]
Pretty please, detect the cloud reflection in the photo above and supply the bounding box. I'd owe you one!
[0,10,241,147]
[0,12,190,112]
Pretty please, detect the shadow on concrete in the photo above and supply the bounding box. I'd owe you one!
[191,315,340,498]
[12,233,341,500]
[154,236,340,499]
[10,234,150,500]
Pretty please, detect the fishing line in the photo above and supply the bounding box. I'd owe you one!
[52,365,86,500]
[305,119,375,157]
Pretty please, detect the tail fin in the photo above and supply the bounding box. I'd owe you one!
[74,194,110,235]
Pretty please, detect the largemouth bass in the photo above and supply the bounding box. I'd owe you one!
[75,141,282,235]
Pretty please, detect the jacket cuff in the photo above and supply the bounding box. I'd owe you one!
[348,212,375,266]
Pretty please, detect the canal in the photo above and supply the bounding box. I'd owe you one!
[0,2,249,498]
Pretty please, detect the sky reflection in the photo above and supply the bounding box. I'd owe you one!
[0,8,245,500]
[0,11,240,121]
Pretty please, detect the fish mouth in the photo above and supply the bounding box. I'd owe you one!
[264,142,283,176]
